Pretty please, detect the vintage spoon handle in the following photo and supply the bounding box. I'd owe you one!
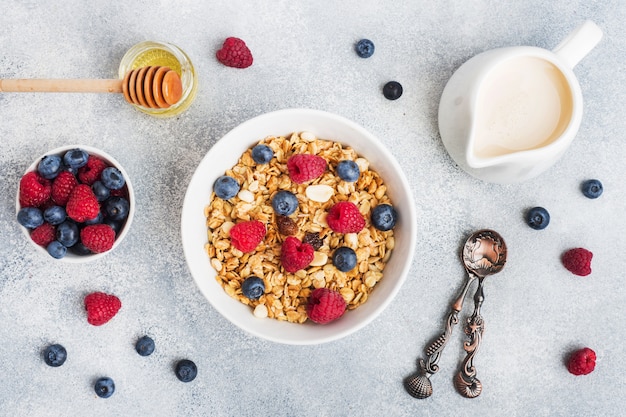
[454,278,486,398]
[0,78,123,93]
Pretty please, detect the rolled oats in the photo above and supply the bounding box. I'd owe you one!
[204,132,396,323]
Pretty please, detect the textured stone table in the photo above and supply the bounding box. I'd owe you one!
[1,1,624,416]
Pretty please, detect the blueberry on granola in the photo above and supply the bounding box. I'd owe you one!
[272,190,298,216]
[241,276,265,300]
[371,204,398,231]
[337,160,360,182]
[332,247,357,272]
[251,144,274,164]
[213,175,240,200]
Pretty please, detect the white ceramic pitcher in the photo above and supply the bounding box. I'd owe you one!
[438,21,603,183]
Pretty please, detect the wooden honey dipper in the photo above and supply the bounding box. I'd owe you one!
[0,66,183,108]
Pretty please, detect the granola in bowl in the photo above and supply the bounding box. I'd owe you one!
[204,131,396,324]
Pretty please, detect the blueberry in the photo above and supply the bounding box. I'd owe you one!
[383,81,403,100]
[101,167,125,190]
[47,241,67,259]
[355,39,375,58]
[69,241,92,256]
[104,218,123,234]
[103,197,130,221]
[332,247,357,272]
[336,160,360,182]
[581,179,603,199]
[271,190,298,216]
[371,204,398,231]
[56,221,79,247]
[525,206,550,230]
[94,377,115,398]
[37,155,63,179]
[63,149,89,169]
[251,144,274,164]
[213,175,240,200]
[43,344,67,367]
[175,359,198,382]
[43,206,66,226]
[241,276,265,300]
[135,336,155,357]
[92,181,110,202]
[17,207,44,229]
[84,212,103,225]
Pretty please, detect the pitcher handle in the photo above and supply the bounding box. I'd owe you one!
[552,20,603,69]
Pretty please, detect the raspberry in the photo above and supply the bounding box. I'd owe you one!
[287,154,327,183]
[77,155,108,185]
[19,172,52,207]
[81,224,115,253]
[230,220,266,252]
[327,201,365,233]
[562,248,593,276]
[280,236,314,273]
[84,291,121,326]
[216,37,253,68]
[306,288,347,324]
[51,171,78,206]
[567,347,596,375]
[66,184,100,223]
[30,222,56,246]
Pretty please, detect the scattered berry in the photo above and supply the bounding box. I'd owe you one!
[56,220,79,247]
[37,155,63,179]
[581,179,603,199]
[562,248,593,276]
[287,154,327,183]
[229,220,266,252]
[302,232,323,251]
[336,160,360,182]
[77,155,108,185]
[66,184,100,223]
[272,190,299,216]
[100,167,125,190]
[31,222,56,246]
[241,276,265,300]
[567,347,596,375]
[63,149,89,170]
[19,171,52,207]
[47,241,67,259]
[383,81,403,100]
[135,336,155,357]
[51,171,78,206]
[251,144,274,164]
[91,181,110,202]
[280,236,314,273]
[43,205,66,225]
[327,201,365,233]
[43,344,67,367]
[81,224,116,253]
[102,196,130,221]
[526,206,550,230]
[213,175,240,200]
[175,359,198,382]
[355,38,375,58]
[332,246,357,272]
[371,204,398,231]
[216,37,253,68]
[275,215,298,236]
[94,377,115,398]
[17,207,44,229]
[84,292,122,326]
[306,288,347,324]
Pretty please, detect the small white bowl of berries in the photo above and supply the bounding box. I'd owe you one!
[16,145,134,263]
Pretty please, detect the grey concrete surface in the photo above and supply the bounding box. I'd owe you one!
[1,1,624,416]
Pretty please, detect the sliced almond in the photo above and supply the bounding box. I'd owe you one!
[309,251,328,266]
[306,184,334,203]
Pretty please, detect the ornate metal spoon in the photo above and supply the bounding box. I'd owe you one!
[404,229,505,399]
[454,229,507,398]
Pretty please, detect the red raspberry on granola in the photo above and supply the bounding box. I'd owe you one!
[230,220,266,253]
[287,154,327,183]
[327,201,365,233]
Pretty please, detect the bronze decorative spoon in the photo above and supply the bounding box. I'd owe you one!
[404,229,506,399]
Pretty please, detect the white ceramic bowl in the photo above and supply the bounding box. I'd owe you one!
[181,109,417,345]
[16,145,135,263]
